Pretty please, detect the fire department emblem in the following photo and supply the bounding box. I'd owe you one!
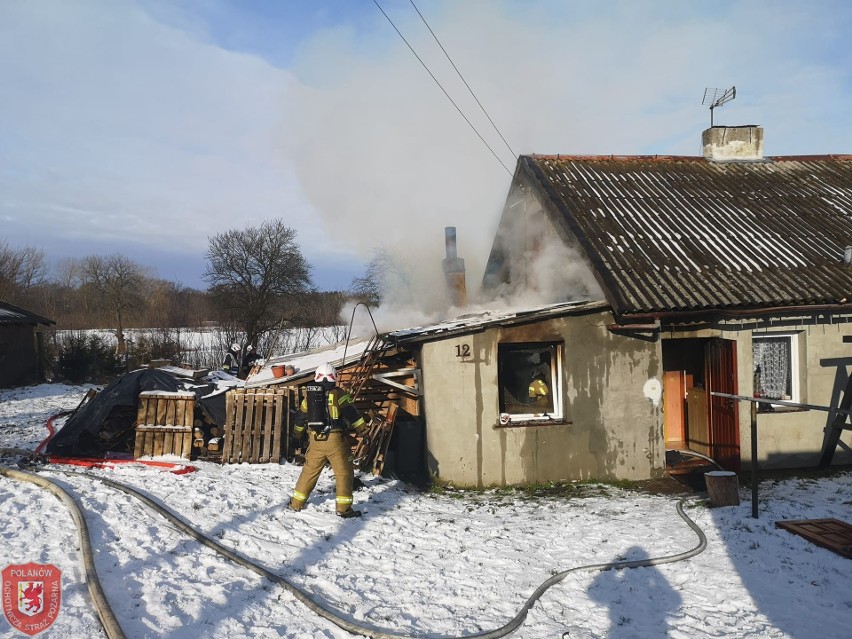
[2,563,61,636]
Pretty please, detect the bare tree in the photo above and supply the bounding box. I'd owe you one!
[349,248,388,308]
[0,241,47,302]
[204,219,311,348]
[81,254,148,354]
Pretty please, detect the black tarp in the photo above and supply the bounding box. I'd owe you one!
[46,368,227,457]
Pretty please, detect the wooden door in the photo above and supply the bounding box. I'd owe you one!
[706,339,740,470]
[663,370,686,447]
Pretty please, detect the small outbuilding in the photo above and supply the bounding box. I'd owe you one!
[0,300,54,388]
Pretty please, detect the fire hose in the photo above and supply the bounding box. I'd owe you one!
[0,461,708,639]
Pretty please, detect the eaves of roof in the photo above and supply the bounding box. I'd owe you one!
[386,300,610,345]
[0,301,55,326]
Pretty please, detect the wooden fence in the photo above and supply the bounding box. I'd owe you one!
[222,388,289,464]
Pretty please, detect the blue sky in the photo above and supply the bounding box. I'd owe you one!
[1,0,851,292]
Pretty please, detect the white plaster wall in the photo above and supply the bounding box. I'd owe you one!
[420,309,665,487]
[739,321,852,469]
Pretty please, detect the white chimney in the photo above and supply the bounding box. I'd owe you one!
[702,125,764,162]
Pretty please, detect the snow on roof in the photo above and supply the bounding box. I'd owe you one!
[387,300,609,343]
[245,337,371,388]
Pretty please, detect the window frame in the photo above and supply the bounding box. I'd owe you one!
[752,332,800,406]
[496,341,564,426]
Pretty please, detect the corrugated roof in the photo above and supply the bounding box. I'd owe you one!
[0,301,54,326]
[520,154,852,316]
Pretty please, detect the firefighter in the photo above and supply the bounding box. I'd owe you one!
[222,343,241,376]
[528,368,551,411]
[240,344,262,378]
[289,362,367,518]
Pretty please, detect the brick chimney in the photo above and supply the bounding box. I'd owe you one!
[702,125,764,162]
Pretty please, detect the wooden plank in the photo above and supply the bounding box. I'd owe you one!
[373,404,398,476]
[180,430,192,458]
[156,397,169,426]
[153,432,164,457]
[235,390,248,463]
[262,393,277,463]
[776,518,852,559]
[143,430,155,457]
[136,397,150,427]
[133,431,144,458]
[272,390,285,462]
[182,397,195,428]
[227,394,239,463]
[223,391,236,463]
[163,431,174,455]
[240,392,255,462]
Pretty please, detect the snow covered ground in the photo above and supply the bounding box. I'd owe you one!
[1,383,851,638]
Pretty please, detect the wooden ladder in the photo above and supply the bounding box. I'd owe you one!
[341,336,401,475]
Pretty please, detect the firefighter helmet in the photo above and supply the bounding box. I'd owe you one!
[314,363,337,383]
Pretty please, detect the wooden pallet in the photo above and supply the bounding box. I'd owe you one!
[222,388,288,464]
[133,391,196,459]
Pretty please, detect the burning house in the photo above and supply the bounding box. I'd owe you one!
[239,126,852,488]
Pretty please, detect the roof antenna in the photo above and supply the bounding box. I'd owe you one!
[702,86,736,127]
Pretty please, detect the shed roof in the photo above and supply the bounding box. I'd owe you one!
[517,154,852,317]
[388,300,609,345]
[0,301,54,326]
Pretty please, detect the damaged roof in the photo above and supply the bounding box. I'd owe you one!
[388,300,609,344]
[517,154,852,317]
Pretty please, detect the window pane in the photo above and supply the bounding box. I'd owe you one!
[753,337,792,399]
[498,344,557,416]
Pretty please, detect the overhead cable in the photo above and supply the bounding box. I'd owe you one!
[408,0,517,160]
[372,0,514,177]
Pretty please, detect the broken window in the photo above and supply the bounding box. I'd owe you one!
[753,333,798,404]
[497,342,563,424]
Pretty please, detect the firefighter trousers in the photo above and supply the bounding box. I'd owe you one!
[290,431,354,514]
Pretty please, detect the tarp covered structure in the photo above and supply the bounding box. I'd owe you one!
[46,368,228,457]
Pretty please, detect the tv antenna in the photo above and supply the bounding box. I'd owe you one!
[702,86,736,127]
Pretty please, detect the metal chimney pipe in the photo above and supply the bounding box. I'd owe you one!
[445,227,458,259]
[442,227,467,307]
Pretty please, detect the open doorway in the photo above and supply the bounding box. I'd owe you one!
[662,338,741,470]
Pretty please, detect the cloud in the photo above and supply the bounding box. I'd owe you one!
[282,0,852,310]
[0,0,317,286]
[1,0,850,295]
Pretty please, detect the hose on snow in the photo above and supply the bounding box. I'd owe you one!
[2,463,708,639]
[0,466,127,639]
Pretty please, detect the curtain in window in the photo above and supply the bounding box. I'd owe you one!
[753,338,790,399]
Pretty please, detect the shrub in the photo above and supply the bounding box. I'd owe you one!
[56,332,124,384]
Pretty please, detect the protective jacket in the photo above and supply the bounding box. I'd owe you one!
[222,351,240,375]
[290,384,367,515]
[294,386,366,437]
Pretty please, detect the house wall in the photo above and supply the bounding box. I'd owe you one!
[738,321,852,469]
[671,320,852,469]
[419,309,665,487]
[0,325,40,388]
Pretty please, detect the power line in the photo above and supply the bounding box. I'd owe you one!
[371,0,514,177]
[408,0,517,160]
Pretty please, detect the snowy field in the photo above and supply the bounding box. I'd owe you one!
[1,383,851,638]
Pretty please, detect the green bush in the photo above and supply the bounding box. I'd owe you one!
[56,333,124,384]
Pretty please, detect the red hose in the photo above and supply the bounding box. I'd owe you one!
[36,412,196,475]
